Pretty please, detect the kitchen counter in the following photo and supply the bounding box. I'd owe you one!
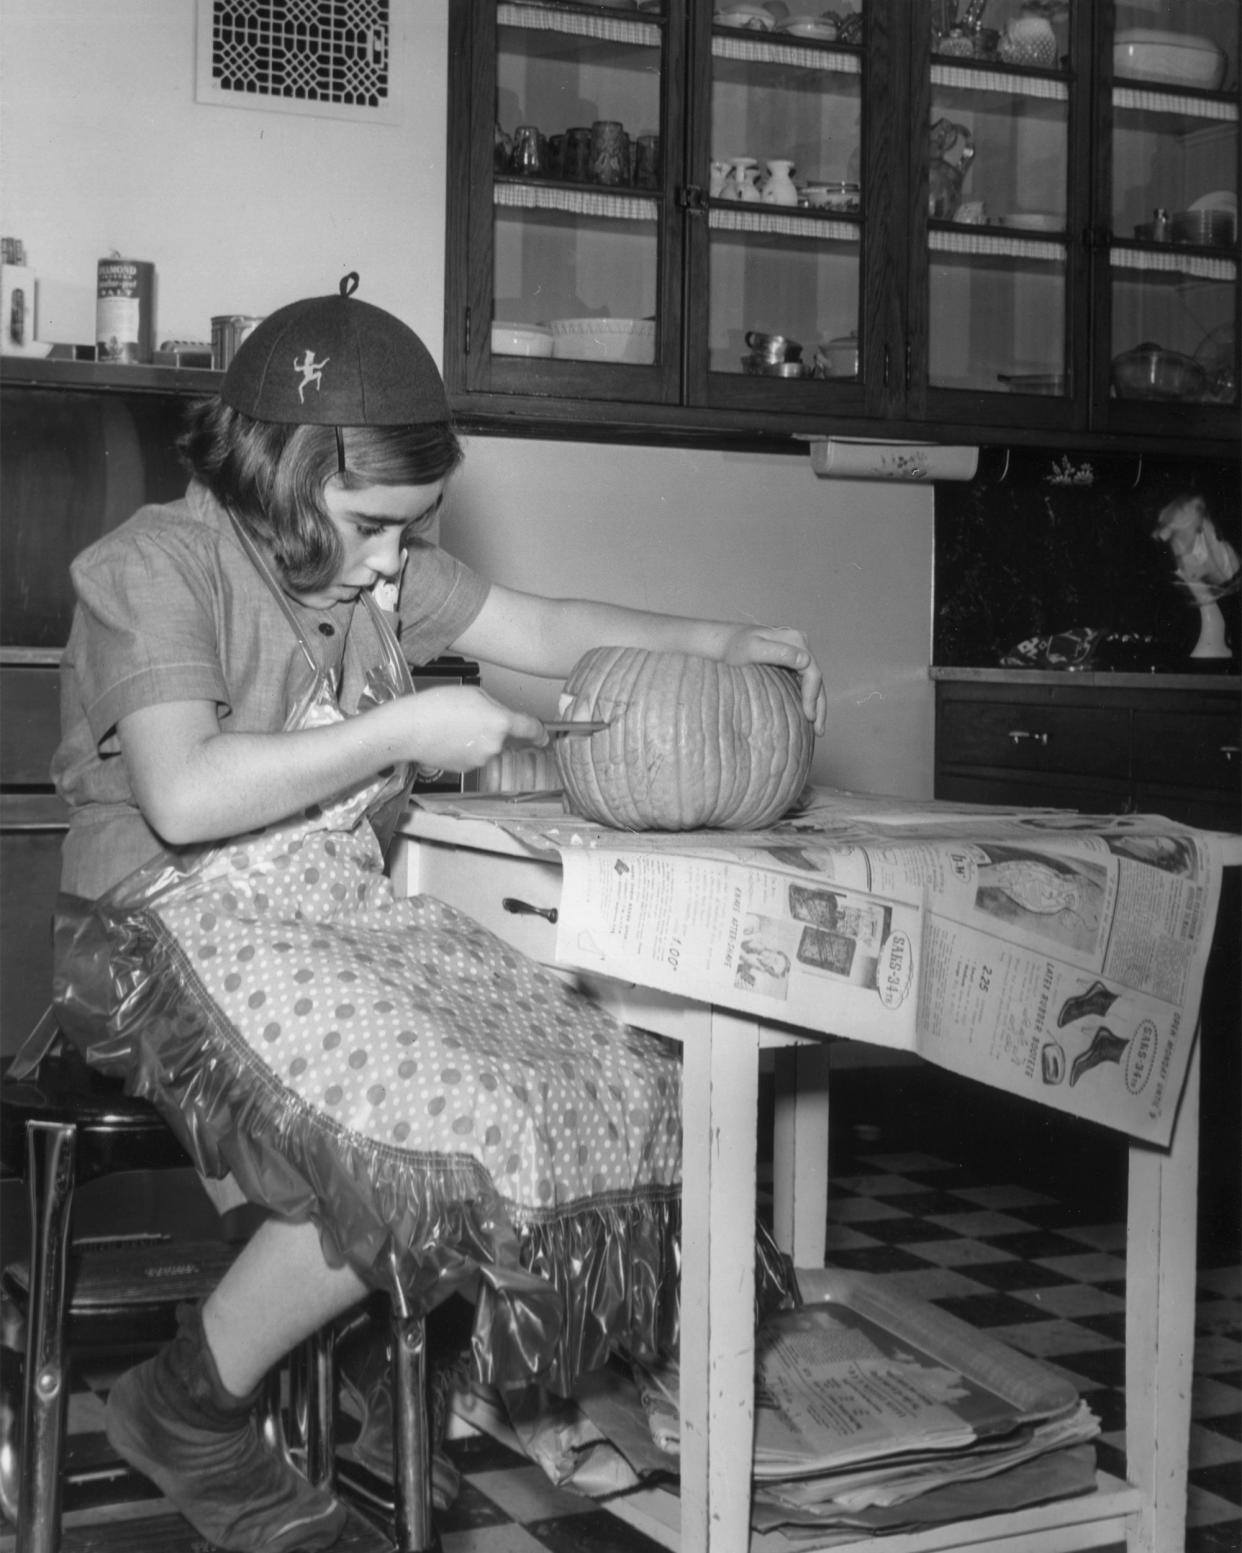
[931,665,1241,692]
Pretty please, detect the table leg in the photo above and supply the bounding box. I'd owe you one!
[678,1005,760,1553]
[1125,1033,1199,1553]
[772,1042,831,1269]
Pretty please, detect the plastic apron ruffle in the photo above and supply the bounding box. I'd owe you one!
[51,518,684,1396]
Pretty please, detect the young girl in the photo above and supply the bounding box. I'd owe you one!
[53,275,825,1552]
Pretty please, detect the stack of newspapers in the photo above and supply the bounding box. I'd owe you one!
[563,1266,1101,1541]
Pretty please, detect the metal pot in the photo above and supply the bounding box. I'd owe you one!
[744,330,802,364]
[1111,342,1206,402]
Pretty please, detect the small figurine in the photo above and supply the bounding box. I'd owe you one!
[1154,493,1241,662]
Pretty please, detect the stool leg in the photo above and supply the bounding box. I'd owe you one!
[390,1308,436,1553]
[297,1325,337,1491]
[259,1329,336,1492]
[18,1121,76,1553]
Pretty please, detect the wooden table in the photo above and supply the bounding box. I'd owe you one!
[392,803,1206,1553]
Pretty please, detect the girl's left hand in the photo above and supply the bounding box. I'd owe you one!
[722,626,826,734]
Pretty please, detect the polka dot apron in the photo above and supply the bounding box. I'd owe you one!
[52,520,683,1393]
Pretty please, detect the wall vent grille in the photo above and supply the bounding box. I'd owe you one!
[196,0,401,123]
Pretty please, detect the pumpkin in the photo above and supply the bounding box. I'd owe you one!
[554,646,815,831]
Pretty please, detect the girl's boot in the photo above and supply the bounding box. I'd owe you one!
[106,1300,347,1552]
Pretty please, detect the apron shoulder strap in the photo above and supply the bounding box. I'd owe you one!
[226,508,320,676]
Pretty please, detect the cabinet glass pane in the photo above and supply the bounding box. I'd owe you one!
[1108,1,1238,406]
[708,28,863,380]
[929,248,1066,392]
[492,5,663,363]
[927,35,1070,394]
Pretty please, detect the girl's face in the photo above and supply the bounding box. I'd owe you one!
[292,477,447,608]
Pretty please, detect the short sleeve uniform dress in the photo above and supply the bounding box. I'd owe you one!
[52,482,682,1393]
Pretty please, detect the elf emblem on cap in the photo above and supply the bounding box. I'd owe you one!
[293,348,329,403]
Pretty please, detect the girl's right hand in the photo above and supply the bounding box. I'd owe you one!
[397,685,547,773]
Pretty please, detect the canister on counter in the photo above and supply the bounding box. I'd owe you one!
[96,257,155,363]
[211,315,265,371]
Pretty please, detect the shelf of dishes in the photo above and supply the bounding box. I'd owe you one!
[1111,246,1235,281]
[498,2,660,44]
[714,4,863,44]
[491,317,657,363]
[490,190,1236,260]
[494,182,659,219]
[931,62,1068,98]
[711,32,860,70]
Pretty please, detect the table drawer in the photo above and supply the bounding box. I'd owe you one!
[938,698,1131,779]
[411,842,562,964]
[1132,709,1242,795]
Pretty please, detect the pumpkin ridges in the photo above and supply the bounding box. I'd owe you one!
[717,663,747,826]
[556,648,813,831]
[748,668,789,827]
[682,651,714,828]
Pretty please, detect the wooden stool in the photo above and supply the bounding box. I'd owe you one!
[1,1037,440,1552]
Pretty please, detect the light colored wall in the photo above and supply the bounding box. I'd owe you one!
[1,0,935,796]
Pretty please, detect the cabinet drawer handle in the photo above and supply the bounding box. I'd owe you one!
[1222,745,1240,762]
[502,896,558,925]
[1006,729,1049,746]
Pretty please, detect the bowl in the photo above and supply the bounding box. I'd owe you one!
[777,14,837,39]
[1170,208,1237,247]
[549,317,656,364]
[1111,343,1206,402]
[1001,211,1063,232]
[714,2,774,28]
[491,322,553,358]
[1114,29,1227,89]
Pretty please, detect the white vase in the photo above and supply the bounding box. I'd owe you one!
[737,166,763,202]
[727,157,758,200]
[761,159,799,206]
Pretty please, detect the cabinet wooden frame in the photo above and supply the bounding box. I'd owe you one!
[443,0,1240,457]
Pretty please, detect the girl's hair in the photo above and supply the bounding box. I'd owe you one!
[177,398,464,591]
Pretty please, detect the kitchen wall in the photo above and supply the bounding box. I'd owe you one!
[1,0,934,797]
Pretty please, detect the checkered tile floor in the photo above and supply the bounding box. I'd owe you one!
[3,1069,1238,1552]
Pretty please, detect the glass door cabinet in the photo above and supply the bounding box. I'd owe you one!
[915,0,1086,429]
[1099,0,1239,435]
[444,0,1239,453]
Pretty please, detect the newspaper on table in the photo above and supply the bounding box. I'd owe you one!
[412,787,1240,1145]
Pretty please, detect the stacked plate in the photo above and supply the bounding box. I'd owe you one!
[1173,192,1237,248]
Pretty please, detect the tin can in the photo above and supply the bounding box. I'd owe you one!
[211,314,265,371]
[96,258,155,363]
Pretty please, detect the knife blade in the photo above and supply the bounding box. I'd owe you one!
[541,720,611,736]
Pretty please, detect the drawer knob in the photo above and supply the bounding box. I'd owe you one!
[1007,729,1049,746]
[502,896,558,925]
[1222,745,1239,763]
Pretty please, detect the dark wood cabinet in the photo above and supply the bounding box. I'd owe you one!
[444,1,1240,454]
[934,672,1241,833]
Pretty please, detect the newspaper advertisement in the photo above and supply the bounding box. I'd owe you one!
[536,790,1236,1144]
[554,845,924,1049]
